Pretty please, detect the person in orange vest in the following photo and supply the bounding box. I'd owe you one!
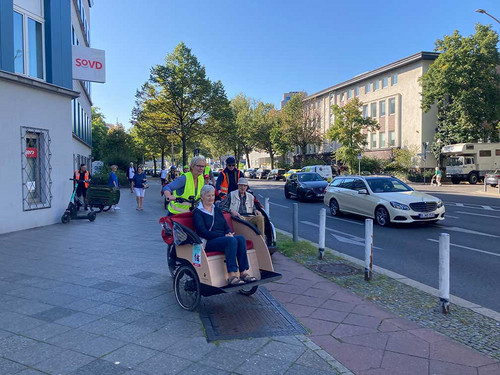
[215,156,242,199]
[74,164,91,210]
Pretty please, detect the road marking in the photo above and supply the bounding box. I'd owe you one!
[269,202,289,209]
[326,216,364,226]
[446,202,500,211]
[257,194,263,198]
[456,211,500,219]
[331,234,365,246]
[427,239,500,258]
[454,203,465,207]
[482,205,494,211]
[445,215,459,219]
[441,226,500,239]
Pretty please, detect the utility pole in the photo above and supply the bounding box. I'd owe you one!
[476,9,500,25]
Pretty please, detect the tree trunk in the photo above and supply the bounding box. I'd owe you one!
[182,134,187,166]
[153,155,157,174]
[161,148,165,169]
[300,145,307,166]
[270,149,275,169]
[245,149,251,169]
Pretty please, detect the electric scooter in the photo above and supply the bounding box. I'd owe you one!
[61,178,97,223]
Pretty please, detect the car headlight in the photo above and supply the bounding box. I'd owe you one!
[437,201,443,208]
[390,201,410,210]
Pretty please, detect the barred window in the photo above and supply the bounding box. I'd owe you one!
[21,127,52,210]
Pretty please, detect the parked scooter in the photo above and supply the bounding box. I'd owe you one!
[61,178,97,223]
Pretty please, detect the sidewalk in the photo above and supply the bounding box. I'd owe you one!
[0,180,498,374]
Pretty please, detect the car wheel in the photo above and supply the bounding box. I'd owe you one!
[375,206,390,227]
[451,178,460,185]
[491,184,497,188]
[297,189,305,202]
[468,172,478,185]
[329,199,340,216]
[284,188,291,199]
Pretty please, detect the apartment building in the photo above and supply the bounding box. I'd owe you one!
[0,0,95,234]
[303,51,439,166]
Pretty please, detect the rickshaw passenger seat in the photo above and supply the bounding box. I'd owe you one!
[169,211,253,256]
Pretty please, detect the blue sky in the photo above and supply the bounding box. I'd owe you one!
[90,0,500,128]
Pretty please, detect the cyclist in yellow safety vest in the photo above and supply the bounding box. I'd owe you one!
[204,165,216,186]
[163,156,206,214]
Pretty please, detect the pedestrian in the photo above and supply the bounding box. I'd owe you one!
[433,167,442,187]
[163,156,205,215]
[131,166,147,211]
[193,184,257,286]
[216,156,242,199]
[219,177,265,236]
[74,163,91,210]
[107,165,120,210]
[160,165,168,186]
[127,162,136,193]
[167,166,178,183]
[181,165,189,176]
[204,165,216,186]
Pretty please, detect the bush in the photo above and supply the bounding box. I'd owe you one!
[359,157,385,174]
[91,165,129,187]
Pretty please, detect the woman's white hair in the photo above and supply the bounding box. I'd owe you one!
[200,184,215,197]
[190,155,206,170]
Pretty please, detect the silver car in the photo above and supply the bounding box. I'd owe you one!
[485,170,500,187]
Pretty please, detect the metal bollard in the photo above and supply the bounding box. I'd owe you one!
[292,203,298,242]
[264,197,270,215]
[439,233,451,314]
[484,179,487,192]
[364,219,373,281]
[318,208,326,259]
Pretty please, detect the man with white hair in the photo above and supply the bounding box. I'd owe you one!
[220,177,265,235]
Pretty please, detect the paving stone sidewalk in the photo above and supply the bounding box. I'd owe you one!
[0,181,345,375]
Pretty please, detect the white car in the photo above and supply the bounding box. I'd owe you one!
[324,175,445,226]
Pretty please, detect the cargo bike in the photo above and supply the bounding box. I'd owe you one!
[159,197,282,311]
[86,185,120,212]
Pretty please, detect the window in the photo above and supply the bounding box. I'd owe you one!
[374,80,379,91]
[21,127,52,210]
[466,144,474,150]
[379,101,386,116]
[340,92,344,101]
[352,179,367,191]
[392,74,398,85]
[379,132,386,147]
[355,87,359,96]
[365,83,371,93]
[347,89,352,99]
[496,149,500,156]
[340,178,354,189]
[479,150,492,157]
[370,102,377,117]
[371,133,377,148]
[362,105,368,118]
[382,77,388,88]
[12,9,44,79]
[388,131,396,146]
[331,178,343,187]
[389,98,396,114]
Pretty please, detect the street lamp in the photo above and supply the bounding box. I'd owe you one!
[476,9,500,25]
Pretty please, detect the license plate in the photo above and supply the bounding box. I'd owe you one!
[419,213,436,219]
[317,194,324,197]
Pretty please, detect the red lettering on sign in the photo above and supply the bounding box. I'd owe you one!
[26,147,37,158]
[75,58,103,70]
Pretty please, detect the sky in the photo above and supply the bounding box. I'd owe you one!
[90,0,500,128]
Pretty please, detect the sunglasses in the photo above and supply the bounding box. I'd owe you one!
[227,164,235,167]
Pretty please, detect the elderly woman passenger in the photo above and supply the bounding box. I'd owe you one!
[163,155,206,214]
[193,185,257,286]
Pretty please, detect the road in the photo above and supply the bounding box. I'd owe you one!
[249,179,500,313]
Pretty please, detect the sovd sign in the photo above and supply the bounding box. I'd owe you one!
[72,45,106,83]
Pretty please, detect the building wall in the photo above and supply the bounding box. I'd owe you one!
[0,74,75,234]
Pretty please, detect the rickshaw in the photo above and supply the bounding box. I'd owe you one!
[159,197,282,311]
[87,185,120,212]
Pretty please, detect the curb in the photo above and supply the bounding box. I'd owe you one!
[275,228,500,323]
[296,335,353,375]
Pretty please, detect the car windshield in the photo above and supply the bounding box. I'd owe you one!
[367,177,413,193]
[446,157,463,166]
[298,173,323,182]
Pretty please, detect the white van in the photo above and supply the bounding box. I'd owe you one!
[301,165,333,181]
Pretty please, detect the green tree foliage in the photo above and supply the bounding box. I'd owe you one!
[391,145,420,171]
[100,124,136,170]
[327,97,379,172]
[253,102,279,169]
[421,24,500,156]
[139,42,230,166]
[280,93,323,164]
[91,107,108,160]
[231,94,257,166]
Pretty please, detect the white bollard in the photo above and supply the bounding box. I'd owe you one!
[292,203,299,242]
[498,182,500,194]
[318,208,326,259]
[264,197,270,215]
[364,219,373,281]
[439,233,451,314]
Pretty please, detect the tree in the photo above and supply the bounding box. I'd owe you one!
[327,97,379,172]
[100,124,136,170]
[254,102,279,169]
[145,42,230,166]
[421,24,500,157]
[231,94,257,167]
[280,93,323,165]
[392,145,420,171]
[91,107,108,160]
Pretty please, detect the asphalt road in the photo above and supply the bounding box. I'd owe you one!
[249,179,500,313]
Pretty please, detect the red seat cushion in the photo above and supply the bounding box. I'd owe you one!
[206,251,224,257]
[170,212,195,230]
[246,240,253,250]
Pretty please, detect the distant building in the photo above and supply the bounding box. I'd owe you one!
[280,91,305,109]
[302,52,439,166]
